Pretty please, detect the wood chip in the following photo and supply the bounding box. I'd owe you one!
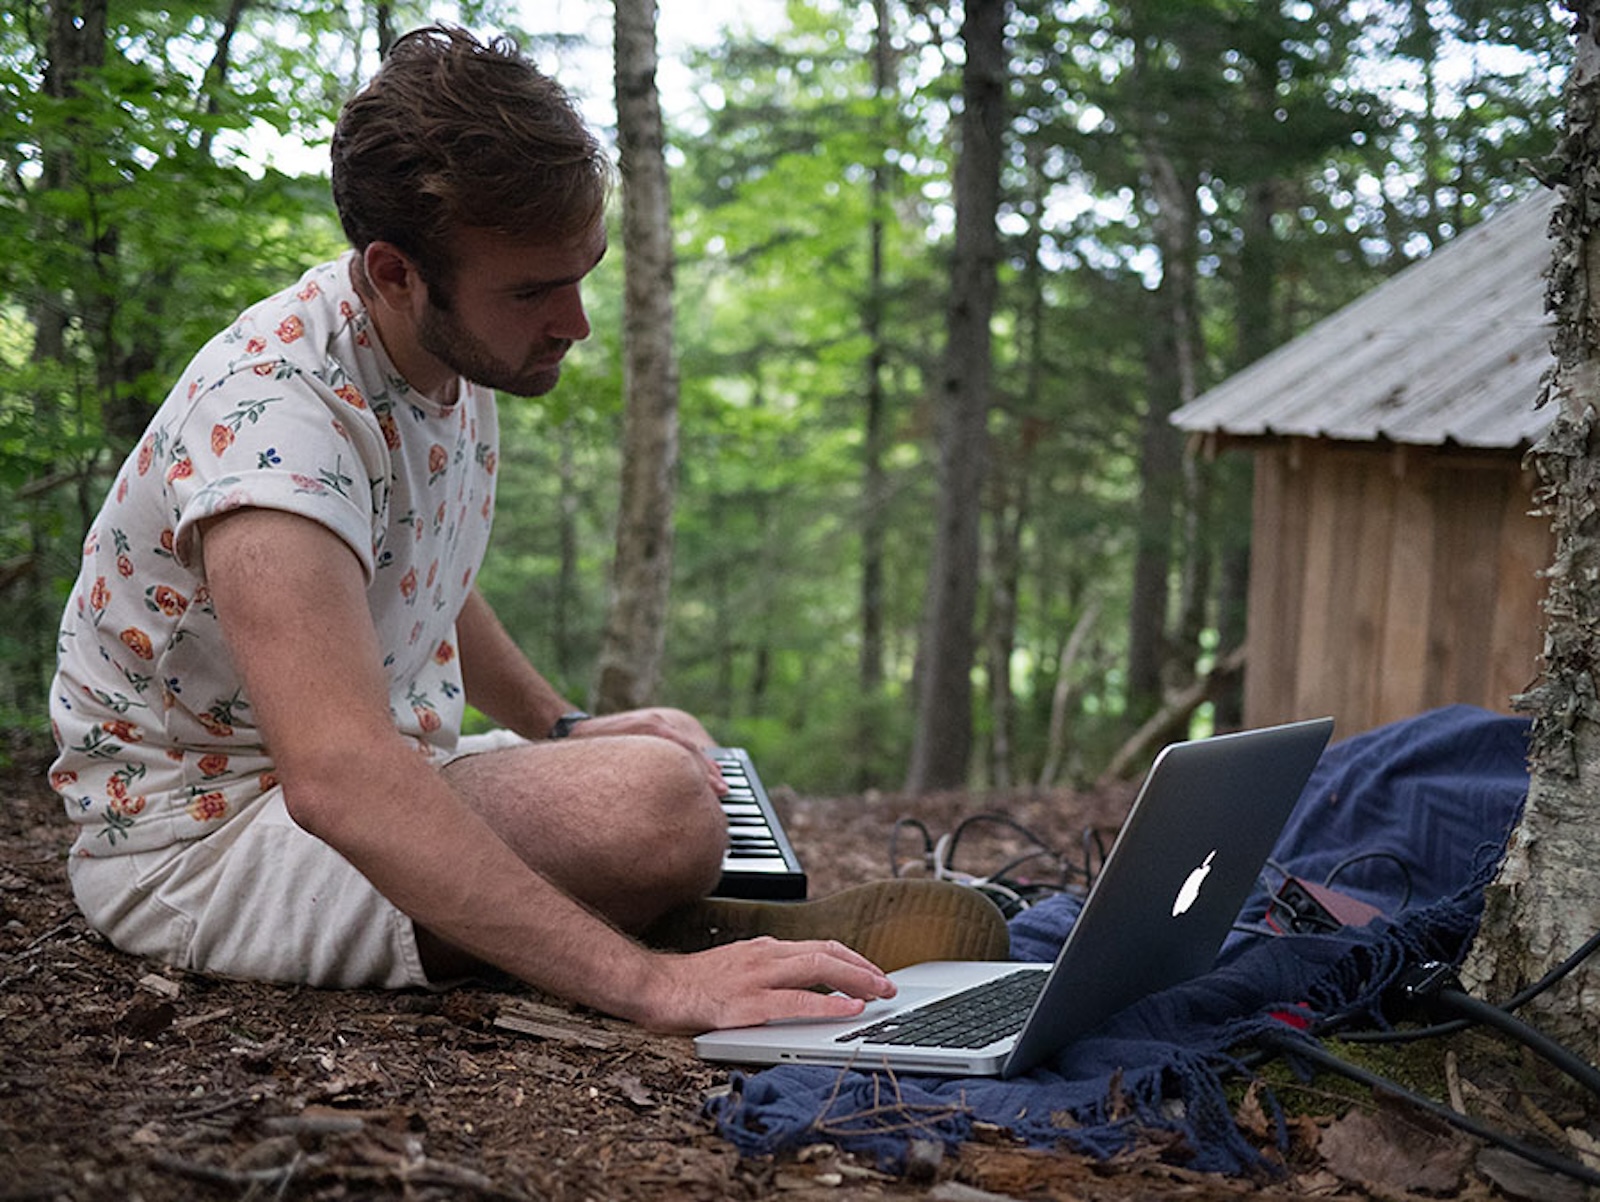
[491,1013,616,1049]
[137,972,181,999]
[606,1072,655,1109]
[170,1005,234,1033]
[929,1183,1025,1202]
[261,1111,367,1136]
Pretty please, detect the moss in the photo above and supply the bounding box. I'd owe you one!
[1228,1030,1478,1118]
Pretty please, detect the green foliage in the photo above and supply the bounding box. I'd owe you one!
[0,1,509,735]
[0,0,1567,793]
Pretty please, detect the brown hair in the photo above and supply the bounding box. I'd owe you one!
[331,25,611,287]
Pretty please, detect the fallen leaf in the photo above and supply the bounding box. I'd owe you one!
[1476,1146,1590,1202]
[1566,1125,1600,1171]
[1318,1107,1472,1194]
[1234,1079,1274,1140]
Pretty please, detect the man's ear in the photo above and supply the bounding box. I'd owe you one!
[360,241,426,312]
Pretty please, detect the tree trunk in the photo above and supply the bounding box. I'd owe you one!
[1126,147,1198,727]
[1403,0,1445,248]
[555,420,581,683]
[596,0,680,713]
[984,137,1049,791]
[1038,597,1101,789]
[985,459,1024,790]
[35,0,109,368]
[1210,177,1283,730]
[1098,644,1246,787]
[19,0,109,715]
[856,0,893,788]
[1210,456,1252,730]
[1461,4,1600,1061]
[905,0,1008,794]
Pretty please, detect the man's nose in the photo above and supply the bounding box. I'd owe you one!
[549,284,590,342]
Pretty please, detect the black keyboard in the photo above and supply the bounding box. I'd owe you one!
[838,969,1046,1049]
[710,747,807,901]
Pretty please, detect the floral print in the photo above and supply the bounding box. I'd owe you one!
[49,253,499,858]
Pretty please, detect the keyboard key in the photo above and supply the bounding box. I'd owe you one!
[838,970,1045,1049]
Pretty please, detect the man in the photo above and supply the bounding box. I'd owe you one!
[48,25,1006,1034]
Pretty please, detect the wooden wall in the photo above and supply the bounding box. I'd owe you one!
[1243,438,1552,738]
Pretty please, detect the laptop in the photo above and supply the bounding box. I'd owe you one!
[694,716,1334,1078]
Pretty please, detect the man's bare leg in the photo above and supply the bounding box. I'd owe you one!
[418,734,728,979]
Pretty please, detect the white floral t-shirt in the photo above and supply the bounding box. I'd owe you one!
[49,252,499,858]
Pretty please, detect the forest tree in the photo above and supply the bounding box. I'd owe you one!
[597,0,681,712]
[1464,0,1600,1059]
[906,0,1008,793]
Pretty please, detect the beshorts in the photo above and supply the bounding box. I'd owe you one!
[66,730,531,990]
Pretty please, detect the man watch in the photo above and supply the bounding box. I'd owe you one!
[547,710,591,739]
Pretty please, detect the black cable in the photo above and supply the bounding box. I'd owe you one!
[1240,892,1600,1186]
[946,814,1062,877]
[888,811,1096,914]
[1289,957,1600,1187]
[1432,985,1600,1102]
[1496,926,1600,1014]
[888,817,932,878]
[943,812,1086,896]
[1337,927,1600,1045]
[1322,851,1413,910]
[1079,827,1108,889]
[945,812,1043,851]
[1385,964,1600,1103]
[1255,1028,1600,1189]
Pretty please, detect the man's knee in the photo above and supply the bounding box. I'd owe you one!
[635,739,727,896]
[442,731,726,920]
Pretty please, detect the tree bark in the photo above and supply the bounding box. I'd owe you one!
[985,460,1023,790]
[34,0,110,367]
[905,0,1008,794]
[984,137,1050,791]
[1126,146,1199,727]
[1038,597,1101,789]
[1098,644,1246,788]
[856,0,894,788]
[22,0,109,711]
[596,0,681,713]
[1461,3,1600,1060]
[555,421,581,683]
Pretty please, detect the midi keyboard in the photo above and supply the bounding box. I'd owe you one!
[709,747,807,900]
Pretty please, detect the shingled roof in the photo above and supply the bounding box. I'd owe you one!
[1172,190,1559,450]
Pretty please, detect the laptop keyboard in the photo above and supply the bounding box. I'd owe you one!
[838,969,1046,1049]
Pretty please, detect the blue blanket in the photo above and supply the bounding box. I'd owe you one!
[708,705,1531,1175]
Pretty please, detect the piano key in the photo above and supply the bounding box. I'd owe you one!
[709,747,807,901]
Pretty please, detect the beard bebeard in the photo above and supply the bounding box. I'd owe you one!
[416,299,569,399]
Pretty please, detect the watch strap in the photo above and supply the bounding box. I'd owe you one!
[547,710,591,739]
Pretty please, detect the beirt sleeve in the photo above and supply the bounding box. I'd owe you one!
[166,365,391,584]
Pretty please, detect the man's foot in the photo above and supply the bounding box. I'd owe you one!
[642,879,1011,972]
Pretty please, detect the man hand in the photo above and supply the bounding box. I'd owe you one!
[563,706,729,794]
[628,937,899,1035]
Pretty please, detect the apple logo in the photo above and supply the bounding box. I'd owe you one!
[1172,850,1217,917]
